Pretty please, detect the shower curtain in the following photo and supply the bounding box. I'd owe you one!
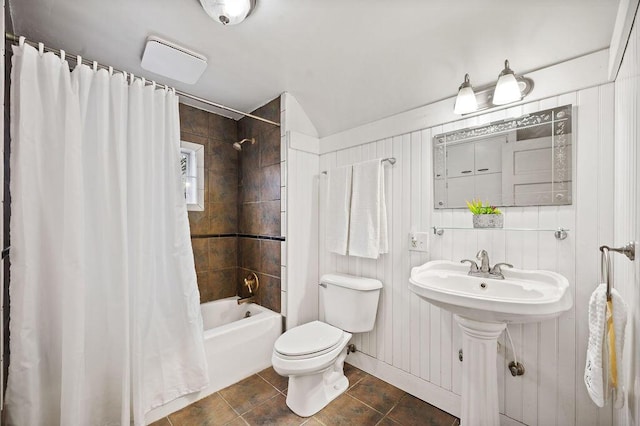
[5,43,208,425]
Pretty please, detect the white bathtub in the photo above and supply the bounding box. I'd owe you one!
[145,297,282,423]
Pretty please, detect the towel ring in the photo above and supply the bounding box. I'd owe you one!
[600,247,612,301]
[599,242,636,301]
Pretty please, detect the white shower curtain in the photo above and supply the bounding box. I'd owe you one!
[5,43,208,425]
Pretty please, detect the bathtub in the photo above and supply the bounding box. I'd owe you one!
[145,297,282,423]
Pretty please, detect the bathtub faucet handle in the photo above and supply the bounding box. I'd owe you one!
[244,272,259,295]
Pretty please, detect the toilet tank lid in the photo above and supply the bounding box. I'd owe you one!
[320,273,383,291]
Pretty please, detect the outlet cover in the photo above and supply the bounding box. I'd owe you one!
[408,232,429,252]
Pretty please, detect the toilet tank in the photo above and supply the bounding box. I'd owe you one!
[320,273,383,333]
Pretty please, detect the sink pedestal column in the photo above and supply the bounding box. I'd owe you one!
[455,315,506,426]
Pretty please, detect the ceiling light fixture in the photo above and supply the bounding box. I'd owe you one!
[453,74,478,115]
[454,59,534,115]
[199,0,256,26]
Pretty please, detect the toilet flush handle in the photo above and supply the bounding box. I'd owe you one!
[319,283,327,288]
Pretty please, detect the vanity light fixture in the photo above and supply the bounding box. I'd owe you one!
[454,59,534,115]
[492,60,521,105]
[199,0,256,26]
[453,74,478,115]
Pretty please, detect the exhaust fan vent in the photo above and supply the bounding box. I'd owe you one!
[141,36,207,84]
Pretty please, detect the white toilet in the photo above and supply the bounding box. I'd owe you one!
[272,273,383,417]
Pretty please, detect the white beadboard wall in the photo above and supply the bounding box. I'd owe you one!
[318,86,617,425]
[613,9,640,426]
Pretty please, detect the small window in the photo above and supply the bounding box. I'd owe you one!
[180,141,205,211]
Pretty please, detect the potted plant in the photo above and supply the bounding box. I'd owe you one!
[466,199,503,228]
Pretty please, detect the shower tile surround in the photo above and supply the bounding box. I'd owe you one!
[180,98,282,311]
[237,98,282,312]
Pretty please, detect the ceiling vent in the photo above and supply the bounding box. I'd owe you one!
[141,36,207,84]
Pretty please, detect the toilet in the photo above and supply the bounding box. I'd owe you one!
[272,273,383,417]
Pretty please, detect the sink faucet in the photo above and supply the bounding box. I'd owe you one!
[476,250,490,273]
[460,250,513,279]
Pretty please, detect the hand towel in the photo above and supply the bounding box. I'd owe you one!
[326,165,352,255]
[348,159,389,259]
[608,288,628,409]
[584,284,628,408]
[585,284,607,407]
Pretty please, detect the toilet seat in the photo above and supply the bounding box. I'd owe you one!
[274,321,344,359]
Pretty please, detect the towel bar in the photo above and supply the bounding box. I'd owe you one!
[321,157,396,175]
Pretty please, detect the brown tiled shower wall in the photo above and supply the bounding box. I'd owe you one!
[180,98,282,312]
[237,98,282,313]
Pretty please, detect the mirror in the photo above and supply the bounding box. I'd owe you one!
[433,105,572,209]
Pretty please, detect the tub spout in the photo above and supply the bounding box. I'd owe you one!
[237,296,255,305]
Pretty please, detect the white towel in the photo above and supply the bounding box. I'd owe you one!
[348,159,389,259]
[584,283,627,408]
[326,165,352,255]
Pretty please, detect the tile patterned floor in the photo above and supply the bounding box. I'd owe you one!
[151,363,460,426]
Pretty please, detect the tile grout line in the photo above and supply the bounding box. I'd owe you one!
[217,391,243,417]
[345,392,390,417]
[310,415,328,426]
[166,416,175,426]
[255,371,284,394]
[383,393,409,423]
[238,390,282,418]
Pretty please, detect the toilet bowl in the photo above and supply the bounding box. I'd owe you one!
[272,273,383,417]
[272,321,352,417]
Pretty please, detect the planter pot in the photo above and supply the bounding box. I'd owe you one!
[472,214,503,228]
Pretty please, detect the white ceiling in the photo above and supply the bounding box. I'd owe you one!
[9,0,619,137]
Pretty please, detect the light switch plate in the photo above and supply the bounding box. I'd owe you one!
[408,232,429,252]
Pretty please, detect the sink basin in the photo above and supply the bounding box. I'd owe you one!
[409,260,573,323]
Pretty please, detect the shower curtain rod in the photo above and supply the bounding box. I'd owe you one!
[4,32,281,127]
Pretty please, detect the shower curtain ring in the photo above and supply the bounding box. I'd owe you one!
[18,36,25,47]
[38,42,44,56]
[60,50,65,62]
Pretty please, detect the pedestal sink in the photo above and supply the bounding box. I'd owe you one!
[409,260,572,426]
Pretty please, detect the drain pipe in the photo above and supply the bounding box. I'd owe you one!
[505,326,525,376]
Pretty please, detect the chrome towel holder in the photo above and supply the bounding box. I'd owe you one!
[321,157,396,175]
[599,242,635,300]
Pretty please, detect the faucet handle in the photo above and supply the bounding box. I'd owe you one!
[461,259,479,272]
[490,262,513,275]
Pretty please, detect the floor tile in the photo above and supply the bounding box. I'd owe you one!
[223,417,249,426]
[343,362,367,388]
[387,394,457,426]
[149,418,172,426]
[347,374,406,414]
[168,392,237,426]
[219,374,279,415]
[242,394,305,426]
[315,393,383,426]
[375,417,400,425]
[258,366,289,392]
[303,418,325,426]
